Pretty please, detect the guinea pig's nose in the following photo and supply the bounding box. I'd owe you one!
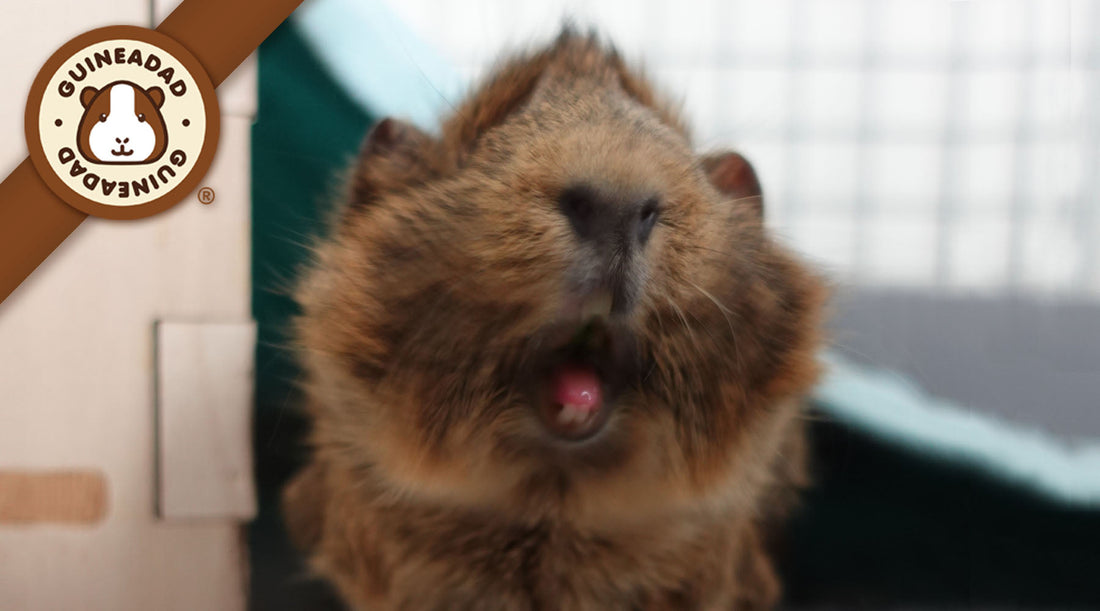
[558,185,660,247]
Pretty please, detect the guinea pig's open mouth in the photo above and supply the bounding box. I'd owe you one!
[537,319,636,441]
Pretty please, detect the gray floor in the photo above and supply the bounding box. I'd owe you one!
[828,287,1100,445]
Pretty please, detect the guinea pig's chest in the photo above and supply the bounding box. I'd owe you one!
[378,505,741,609]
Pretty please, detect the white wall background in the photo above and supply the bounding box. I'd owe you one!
[385,0,1100,299]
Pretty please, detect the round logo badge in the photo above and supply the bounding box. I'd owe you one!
[25,26,219,220]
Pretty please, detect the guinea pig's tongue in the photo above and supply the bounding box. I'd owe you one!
[546,363,604,436]
[553,363,602,409]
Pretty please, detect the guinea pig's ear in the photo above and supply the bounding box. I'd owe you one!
[701,151,763,217]
[347,117,435,209]
[80,87,99,108]
[146,86,165,108]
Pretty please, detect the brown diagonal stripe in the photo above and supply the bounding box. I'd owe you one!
[0,161,86,305]
[0,0,304,305]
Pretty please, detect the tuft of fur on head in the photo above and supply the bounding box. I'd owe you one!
[287,29,826,608]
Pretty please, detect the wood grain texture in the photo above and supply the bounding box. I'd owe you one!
[0,470,108,524]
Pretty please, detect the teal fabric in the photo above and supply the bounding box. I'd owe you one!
[816,353,1100,507]
[252,21,373,414]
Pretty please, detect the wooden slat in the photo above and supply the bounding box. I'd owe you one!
[156,321,257,520]
[0,470,108,525]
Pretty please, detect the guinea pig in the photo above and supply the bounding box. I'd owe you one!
[76,80,167,164]
[283,29,826,611]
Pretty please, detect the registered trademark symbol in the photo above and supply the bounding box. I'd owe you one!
[198,187,215,204]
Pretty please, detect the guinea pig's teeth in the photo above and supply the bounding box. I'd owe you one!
[581,291,612,322]
[558,404,584,425]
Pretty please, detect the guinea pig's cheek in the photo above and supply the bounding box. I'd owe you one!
[88,122,115,161]
[128,122,157,160]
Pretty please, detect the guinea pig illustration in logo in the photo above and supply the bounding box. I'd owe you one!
[76,80,168,164]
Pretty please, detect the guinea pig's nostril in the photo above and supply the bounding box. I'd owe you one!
[560,186,662,246]
[637,197,660,244]
[123,138,129,144]
[115,138,121,143]
[558,185,598,239]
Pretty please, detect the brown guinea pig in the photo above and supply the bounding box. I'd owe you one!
[283,29,826,611]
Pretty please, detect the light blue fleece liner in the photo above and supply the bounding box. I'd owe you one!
[292,0,464,132]
[291,0,1100,509]
[814,351,1100,507]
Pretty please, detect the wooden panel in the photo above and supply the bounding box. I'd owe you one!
[152,115,253,316]
[0,1,255,605]
[157,321,257,520]
[0,117,253,466]
[0,471,108,525]
[216,53,259,118]
[0,522,248,611]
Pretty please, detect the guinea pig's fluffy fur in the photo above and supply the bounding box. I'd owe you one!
[284,29,826,610]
